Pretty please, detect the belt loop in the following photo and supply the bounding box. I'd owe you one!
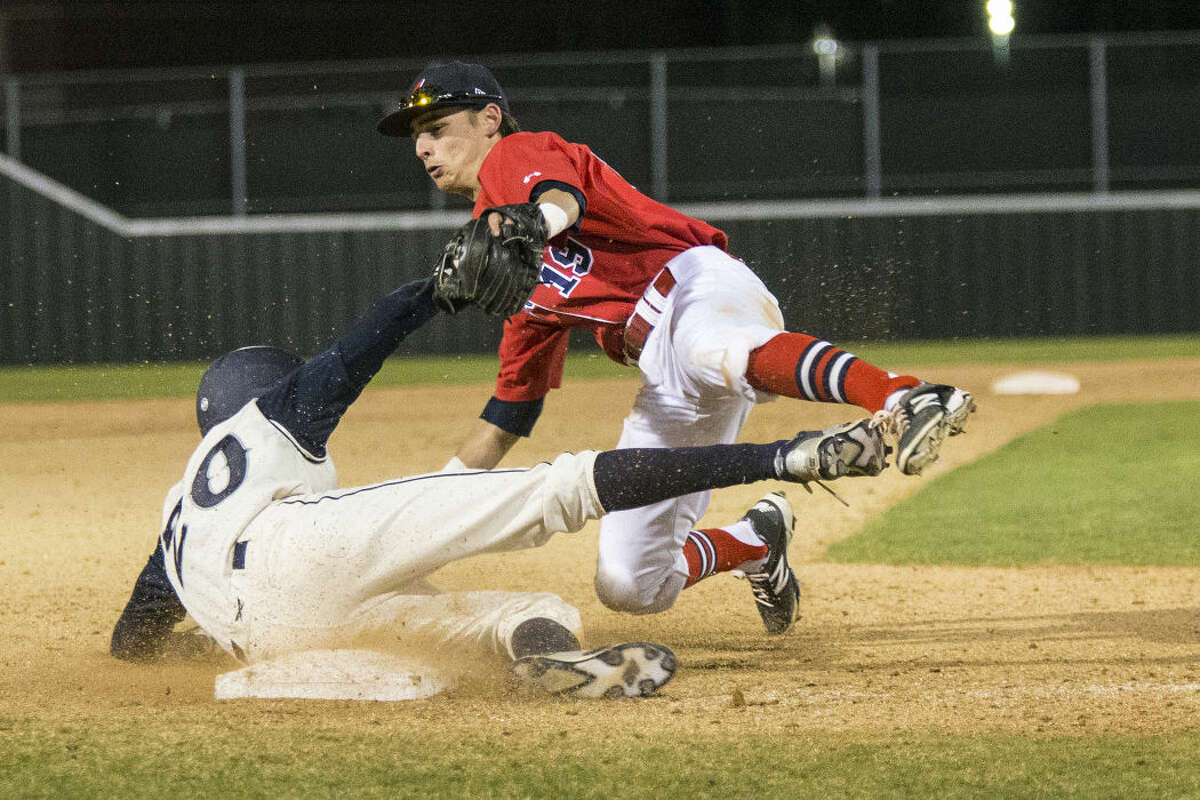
[232,540,248,570]
[623,267,677,365]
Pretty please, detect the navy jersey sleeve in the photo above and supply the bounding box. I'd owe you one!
[256,278,439,456]
[110,541,188,662]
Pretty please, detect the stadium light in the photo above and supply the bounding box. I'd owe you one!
[812,34,838,57]
[989,13,1015,35]
[986,0,1016,36]
[811,24,840,86]
[985,0,1014,65]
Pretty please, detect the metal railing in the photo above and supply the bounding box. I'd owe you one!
[2,31,1200,216]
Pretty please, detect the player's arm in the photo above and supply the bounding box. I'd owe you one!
[257,278,439,457]
[481,189,579,240]
[494,186,580,238]
[454,418,522,469]
[533,187,581,226]
[110,541,189,662]
[454,393,547,469]
[477,133,586,236]
[453,320,568,469]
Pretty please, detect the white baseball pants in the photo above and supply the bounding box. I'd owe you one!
[594,245,785,614]
[227,451,601,661]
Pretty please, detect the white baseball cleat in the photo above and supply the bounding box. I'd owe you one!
[775,419,889,482]
[510,642,676,698]
[878,383,976,475]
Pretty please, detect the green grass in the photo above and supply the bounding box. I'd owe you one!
[2,720,1198,799]
[0,353,627,405]
[850,333,1200,367]
[2,333,1197,404]
[828,401,1200,566]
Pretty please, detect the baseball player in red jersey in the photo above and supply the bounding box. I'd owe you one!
[377,61,975,634]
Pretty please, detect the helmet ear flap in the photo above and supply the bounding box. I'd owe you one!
[196,346,303,435]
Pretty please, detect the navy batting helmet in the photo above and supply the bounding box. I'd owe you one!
[196,345,304,435]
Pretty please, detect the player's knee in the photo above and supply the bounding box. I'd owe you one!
[686,329,779,399]
[594,564,683,615]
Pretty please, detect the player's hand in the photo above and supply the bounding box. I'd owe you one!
[162,626,220,661]
[433,204,547,317]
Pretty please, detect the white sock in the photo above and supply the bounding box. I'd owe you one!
[723,519,768,572]
[884,387,910,412]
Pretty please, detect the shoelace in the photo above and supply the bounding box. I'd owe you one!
[745,572,779,606]
[734,550,792,602]
[799,479,849,507]
[871,407,906,440]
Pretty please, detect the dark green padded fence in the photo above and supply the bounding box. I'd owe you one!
[3,157,1198,366]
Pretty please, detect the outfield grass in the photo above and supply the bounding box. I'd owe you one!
[1,333,1197,404]
[2,720,1197,799]
[0,355,613,405]
[828,401,1200,566]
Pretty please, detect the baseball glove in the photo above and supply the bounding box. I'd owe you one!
[433,203,548,318]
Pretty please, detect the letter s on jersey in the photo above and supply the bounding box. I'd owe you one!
[539,238,594,298]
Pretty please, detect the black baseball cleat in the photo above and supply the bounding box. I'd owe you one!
[775,419,889,482]
[878,383,976,476]
[510,642,676,698]
[735,492,800,635]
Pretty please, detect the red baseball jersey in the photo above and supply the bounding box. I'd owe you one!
[473,131,728,402]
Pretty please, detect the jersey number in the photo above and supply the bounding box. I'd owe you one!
[191,435,249,508]
[161,499,188,588]
[164,435,249,583]
[539,238,594,298]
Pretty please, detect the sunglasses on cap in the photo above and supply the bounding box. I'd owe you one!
[403,84,506,113]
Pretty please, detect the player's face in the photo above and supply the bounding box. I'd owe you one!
[411,107,499,199]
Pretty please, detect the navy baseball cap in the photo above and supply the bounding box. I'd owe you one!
[376,60,510,137]
[196,345,303,436]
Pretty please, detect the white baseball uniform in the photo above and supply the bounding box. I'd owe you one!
[161,401,600,663]
[112,280,598,665]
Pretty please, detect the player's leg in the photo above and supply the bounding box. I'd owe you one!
[314,589,677,698]
[658,245,975,475]
[744,336,975,474]
[662,244,921,417]
[590,390,819,629]
[608,247,873,631]
[595,244,798,616]
[236,419,880,650]
[239,586,580,662]
[232,454,607,652]
[364,592,676,698]
[593,388,753,616]
[346,589,584,660]
[745,332,919,412]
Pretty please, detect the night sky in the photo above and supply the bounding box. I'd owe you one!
[2,1,1199,73]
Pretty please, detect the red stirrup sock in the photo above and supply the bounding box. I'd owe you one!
[745,332,920,413]
[683,528,768,588]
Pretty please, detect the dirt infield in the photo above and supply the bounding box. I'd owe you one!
[1,358,1198,737]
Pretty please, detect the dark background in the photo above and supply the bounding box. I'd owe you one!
[5,3,1199,363]
[2,0,1200,73]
